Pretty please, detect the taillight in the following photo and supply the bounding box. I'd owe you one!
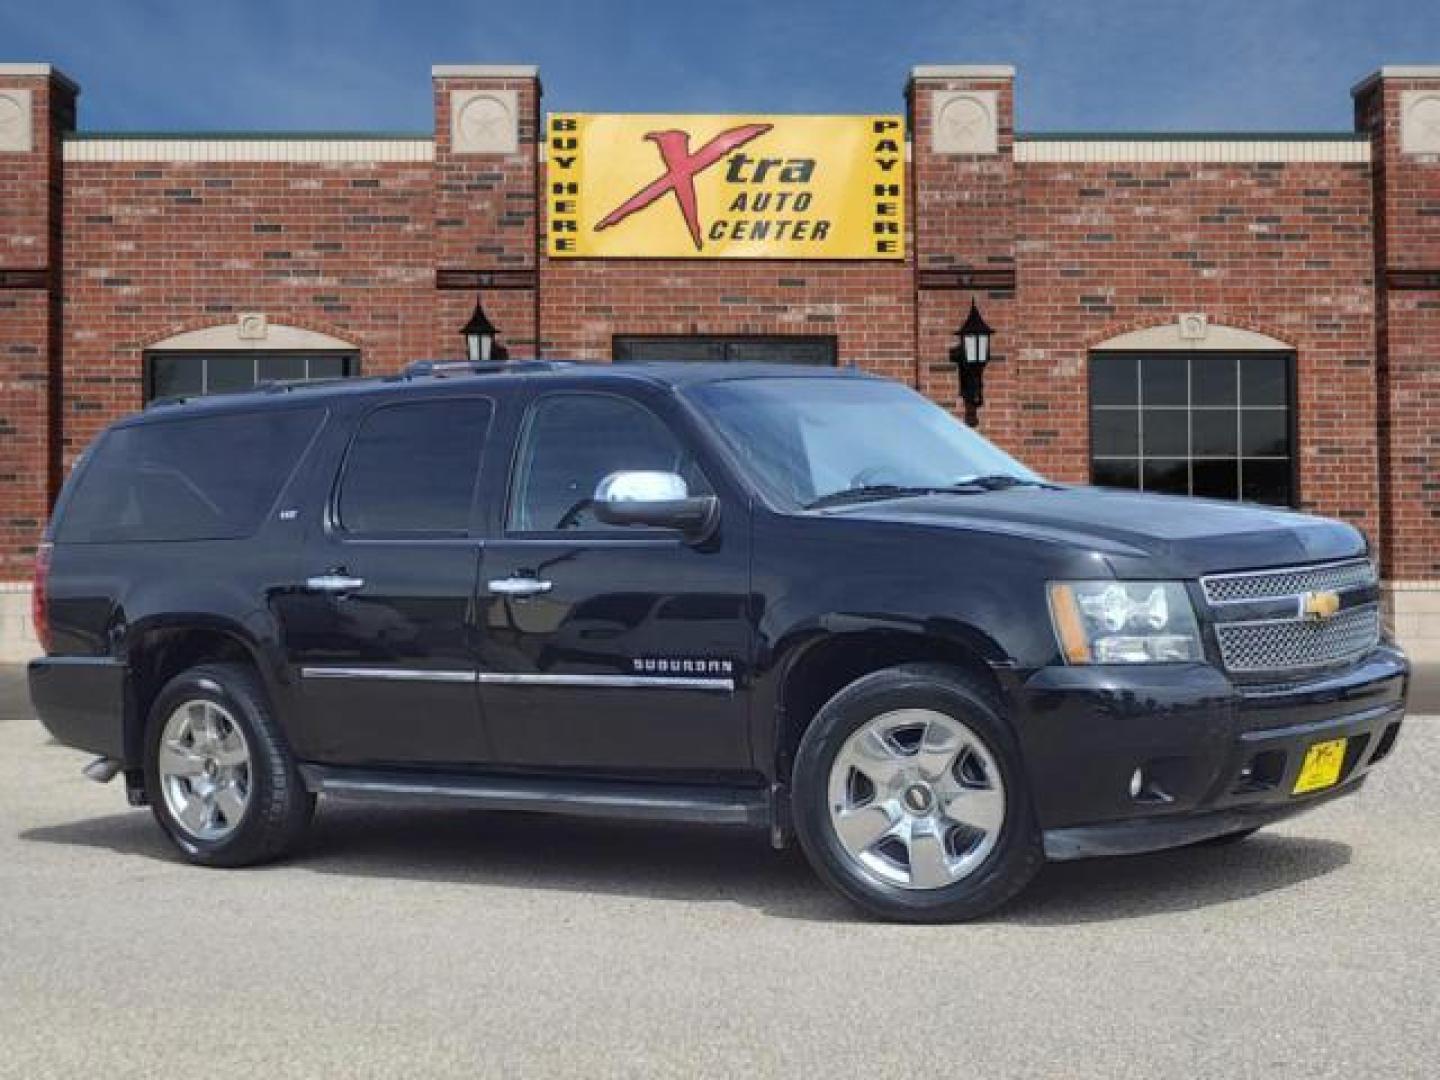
[31,541,52,654]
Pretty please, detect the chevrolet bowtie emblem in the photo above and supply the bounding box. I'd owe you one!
[1301,590,1341,621]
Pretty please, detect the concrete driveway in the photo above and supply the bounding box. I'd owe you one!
[1,665,1436,1079]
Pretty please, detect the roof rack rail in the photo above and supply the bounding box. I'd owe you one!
[402,359,573,379]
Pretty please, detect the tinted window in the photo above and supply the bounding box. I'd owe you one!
[687,377,1040,511]
[1089,351,1294,507]
[337,399,492,535]
[509,394,711,532]
[57,408,323,543]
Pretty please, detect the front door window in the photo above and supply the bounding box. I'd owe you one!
[507,393,712,533]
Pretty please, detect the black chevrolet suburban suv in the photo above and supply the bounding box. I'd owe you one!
[28,361,1409,921]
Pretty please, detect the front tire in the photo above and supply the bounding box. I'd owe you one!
[792,663,1043,923]
[145,662,314,867]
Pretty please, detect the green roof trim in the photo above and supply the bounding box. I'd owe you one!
[66,131,432,141]
[1018,131,1369,142]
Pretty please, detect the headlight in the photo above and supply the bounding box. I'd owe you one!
[1047,581,1202,664]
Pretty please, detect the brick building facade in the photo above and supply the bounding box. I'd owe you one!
[1,62,1437,659]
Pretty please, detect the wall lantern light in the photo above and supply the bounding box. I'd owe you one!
[461,295,508,363]
[949,299,994,427]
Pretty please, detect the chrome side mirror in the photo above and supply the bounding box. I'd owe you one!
[592,470,719,540]
[595,470,689,504]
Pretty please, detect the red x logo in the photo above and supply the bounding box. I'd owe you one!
[595,123,773,251]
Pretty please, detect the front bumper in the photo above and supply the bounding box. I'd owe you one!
[1015,645,1408,860]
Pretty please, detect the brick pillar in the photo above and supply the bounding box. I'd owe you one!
[907,66,1021,454]
[430,65,541,359]
[1355,66,1440,660]
[0,65,75,578]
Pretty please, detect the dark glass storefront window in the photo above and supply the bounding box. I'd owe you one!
[1089,351,1295,507]
[613,336,836,366]
[144,351,358,402]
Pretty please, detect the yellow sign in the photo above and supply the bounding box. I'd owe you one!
[547,113,905,259]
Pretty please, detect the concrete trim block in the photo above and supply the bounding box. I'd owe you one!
[0,63,78,92]
[62,137,433,163]
[0,87,33,153]
[450,88,519,155]
[1352,65,1440,96]
[1015,138,1369,164]
[145,319,357,352]
[932,90,998,155]
[1093,321,1293,352]
[1385,582,1440,614]
[912,65,1015,80]
[0,587,38,664]
[1401,90,1440,154]
[432,64,538,79]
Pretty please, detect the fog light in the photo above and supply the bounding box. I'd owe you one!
[1129,767,1144,799]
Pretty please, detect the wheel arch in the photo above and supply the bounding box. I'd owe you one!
[121,616,290,767]
[772,620,1014,782]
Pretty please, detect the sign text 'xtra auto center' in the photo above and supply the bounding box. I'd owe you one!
[547,114,905,259]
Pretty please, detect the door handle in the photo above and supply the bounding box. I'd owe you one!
[487,576,553,598]
[306,573,366,594]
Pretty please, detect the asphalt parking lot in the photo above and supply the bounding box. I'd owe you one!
[2,665,1436,1079]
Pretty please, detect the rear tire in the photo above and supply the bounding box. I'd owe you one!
[145,662,314,867]
[791,663,1043,923]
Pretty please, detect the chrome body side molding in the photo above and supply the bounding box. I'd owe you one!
[298,667,734,692]
[299,667,473,684]
[33,655,126,668]
[477,672,734,692]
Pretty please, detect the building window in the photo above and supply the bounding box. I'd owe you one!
[612,335,836,366]
[1089,351,1295,507]
[143,351,358,403]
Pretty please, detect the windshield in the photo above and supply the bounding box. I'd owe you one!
[685,376,1044,510]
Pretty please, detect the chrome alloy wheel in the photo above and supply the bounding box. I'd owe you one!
[827,708,1006,890]
[158,699,252,841]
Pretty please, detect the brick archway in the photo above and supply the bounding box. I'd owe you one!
[1091,321,1294,352]
[144,321,358,352]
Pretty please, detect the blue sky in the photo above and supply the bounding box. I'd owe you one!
[3,0,1437,133]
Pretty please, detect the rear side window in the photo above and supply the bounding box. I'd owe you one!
[56,408,323,543]
[336,398,493,535]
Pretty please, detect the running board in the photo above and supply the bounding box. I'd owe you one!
[299,765,770,828]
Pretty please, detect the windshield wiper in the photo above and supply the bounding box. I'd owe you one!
[804,476,1055,510]
[948,474,1052,491]
[803,485,939,510]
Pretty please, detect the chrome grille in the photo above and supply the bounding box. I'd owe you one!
[1215,603,1381,675]
[1201,559,1376,605]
